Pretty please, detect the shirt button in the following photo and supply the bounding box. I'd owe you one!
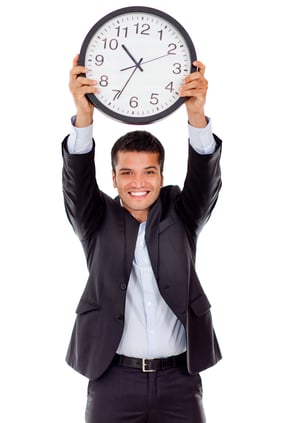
[120,283,127,290]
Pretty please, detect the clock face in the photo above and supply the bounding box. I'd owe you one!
[79,6,196,124]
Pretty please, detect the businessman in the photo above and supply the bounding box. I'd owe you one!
[62,54,222,422]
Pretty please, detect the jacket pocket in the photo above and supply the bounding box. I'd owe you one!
[75,299,102,315]
[159,217,175,233]
[189,295,211,317]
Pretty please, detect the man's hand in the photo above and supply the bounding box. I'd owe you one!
[69,54,99,127]
[179,60,208,128]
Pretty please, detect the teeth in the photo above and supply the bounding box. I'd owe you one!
[130,191,147,197]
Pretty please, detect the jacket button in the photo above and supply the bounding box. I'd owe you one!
[117,314,124,321]
[120,283,127,290]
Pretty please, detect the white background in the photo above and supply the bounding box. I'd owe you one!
[1,0,299,422]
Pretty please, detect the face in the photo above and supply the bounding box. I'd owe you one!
[112,151,163,222]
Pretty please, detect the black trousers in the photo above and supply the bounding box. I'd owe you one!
[85,361,206,422]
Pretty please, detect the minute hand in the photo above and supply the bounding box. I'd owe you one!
[117,58,143,99]
[120,53,170,72]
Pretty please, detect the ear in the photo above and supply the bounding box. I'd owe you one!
[112,170,117,188]
[160,174,164,187]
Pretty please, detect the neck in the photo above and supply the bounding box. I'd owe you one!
[119,199,148,222]
[130,210,148,223]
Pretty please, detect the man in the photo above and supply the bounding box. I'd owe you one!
[62,54,222,422]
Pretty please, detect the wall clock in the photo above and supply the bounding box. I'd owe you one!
[79,6,197,124]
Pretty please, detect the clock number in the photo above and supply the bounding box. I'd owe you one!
[99,75,109,87]
[112,90,121,100]
[172,63,182,74]
[95,55,104,66]
[165,82,175,92]
[167,43,177,55]
[115,26,128,38]
[150,93,159,105]
[129,97,138,108]
[157,30,163,41]
[134,23,150,35]
[141,24,150,35]
[102,38,119,50]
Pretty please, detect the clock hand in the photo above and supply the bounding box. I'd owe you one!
[120,53,170,71]
[121,44,144,72]
[117,58,143,99]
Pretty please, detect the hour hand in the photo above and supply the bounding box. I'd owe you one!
[121,44,144,72]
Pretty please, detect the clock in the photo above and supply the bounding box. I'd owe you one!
[79,6,197,124]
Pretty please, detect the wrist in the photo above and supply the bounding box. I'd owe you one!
[74,112,93,128]
[188,112,207,128]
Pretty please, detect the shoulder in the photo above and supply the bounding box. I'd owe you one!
[159,185,181,216]
[160,185,181,199]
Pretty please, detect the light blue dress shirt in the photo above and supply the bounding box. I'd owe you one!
[116,221,187,358]
[67,118,216,358]
[67,116,216,155]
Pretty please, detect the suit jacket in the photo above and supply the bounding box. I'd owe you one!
[62,135,222,381]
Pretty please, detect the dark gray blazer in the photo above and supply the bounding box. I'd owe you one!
[62,136,222,381]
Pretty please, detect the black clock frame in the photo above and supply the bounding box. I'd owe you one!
[79,6,197,124]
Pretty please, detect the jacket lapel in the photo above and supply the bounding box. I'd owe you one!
[123,211,140,278]
[145,198,162,280]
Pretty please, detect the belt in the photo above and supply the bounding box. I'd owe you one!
[113,352,186,372]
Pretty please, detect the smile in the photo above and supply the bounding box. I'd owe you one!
[129,191,149,197]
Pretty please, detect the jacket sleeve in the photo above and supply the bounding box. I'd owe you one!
[175,134,222,236]
[62,136,105,241]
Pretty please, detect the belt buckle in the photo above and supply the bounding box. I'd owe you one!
[142,358,156,372]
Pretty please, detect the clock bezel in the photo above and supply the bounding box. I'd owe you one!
[78,6,197,125]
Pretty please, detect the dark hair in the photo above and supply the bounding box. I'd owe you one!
[111,130,165,172]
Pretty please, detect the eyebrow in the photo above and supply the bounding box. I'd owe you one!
[118,165,159,172]
[145,165,159,170]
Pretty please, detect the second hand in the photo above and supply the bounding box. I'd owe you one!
[120,53,170,72]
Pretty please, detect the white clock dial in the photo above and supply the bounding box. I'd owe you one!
[79,7,196,124]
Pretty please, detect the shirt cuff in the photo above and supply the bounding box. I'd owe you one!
[67,115,93,154]
[188,117,217,155]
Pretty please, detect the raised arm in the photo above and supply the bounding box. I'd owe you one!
[177,60,222,236]
[62,56,104,241]
[179,60,208,128]
[69,54,98,128]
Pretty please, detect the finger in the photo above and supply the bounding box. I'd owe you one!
[193,60,206,75]
[180,86,206,98]
[70,54,89,80]
[72,54,80,67]
[187,76,208,88]
[181,72,207,89]
[70,65,87,80]
[76,85,99,98]
[69,79,99,99]
[75,75,98,86]
[179,77,208,97]
[183,71,207,91]
[181,87,207,98]
[69,73,98,96]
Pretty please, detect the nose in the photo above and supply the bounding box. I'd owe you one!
[131,173,146,187]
